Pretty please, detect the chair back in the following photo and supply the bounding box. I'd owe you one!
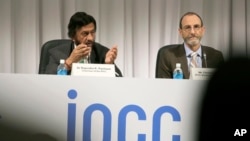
[155,44,178,77]
[38,39,71,74]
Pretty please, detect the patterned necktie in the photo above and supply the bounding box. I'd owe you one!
[190,52,198,68]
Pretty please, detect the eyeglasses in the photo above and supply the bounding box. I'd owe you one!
[182,25,202,32]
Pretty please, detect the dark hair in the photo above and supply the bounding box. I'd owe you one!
[67,12,97,38]
[179,12,203,29]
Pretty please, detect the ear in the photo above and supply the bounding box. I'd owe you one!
[178,28,183,36]
[201,26,206,35]
[70,37,76,42]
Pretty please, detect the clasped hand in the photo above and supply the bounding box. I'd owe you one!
[69,43,91,63]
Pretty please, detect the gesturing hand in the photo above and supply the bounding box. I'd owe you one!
[105,45,118,64]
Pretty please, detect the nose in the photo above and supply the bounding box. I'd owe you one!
[190,27,195,33]
[86,33,94,41]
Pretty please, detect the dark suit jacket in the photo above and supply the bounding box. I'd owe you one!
[155,44,224,79]
[45,41,123,77]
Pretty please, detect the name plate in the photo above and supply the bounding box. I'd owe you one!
[190,68,216,80]
[71,63,115,77]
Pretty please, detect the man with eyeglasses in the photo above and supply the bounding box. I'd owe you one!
[155,12,224,79]
[43,11,123,76]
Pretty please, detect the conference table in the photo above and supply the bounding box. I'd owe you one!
[0,73,208,141]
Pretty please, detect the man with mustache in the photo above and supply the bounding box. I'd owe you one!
[155,12,224,79]
[43,11,122,76]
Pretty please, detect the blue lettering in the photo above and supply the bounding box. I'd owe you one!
[67,89,77,141]
[67,90,182,141]
[83,103,112,141]
[118,105,146,141]
[152,106,181,141]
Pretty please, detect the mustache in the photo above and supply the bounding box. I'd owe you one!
[86,41,93,47]
[187,36,201,41]
[187,35,198,38]
[75,40,94,46]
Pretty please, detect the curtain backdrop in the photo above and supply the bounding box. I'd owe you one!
[0,0,249,78]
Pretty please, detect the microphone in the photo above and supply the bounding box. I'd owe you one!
[203,53,207,68]
[86,44,92,63]
[87,52,91,63]
[115,72,120,77]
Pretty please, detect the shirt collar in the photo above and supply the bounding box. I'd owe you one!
[184,43,202,57]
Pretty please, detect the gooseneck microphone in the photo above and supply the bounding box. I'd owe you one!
[203,53,207,68]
